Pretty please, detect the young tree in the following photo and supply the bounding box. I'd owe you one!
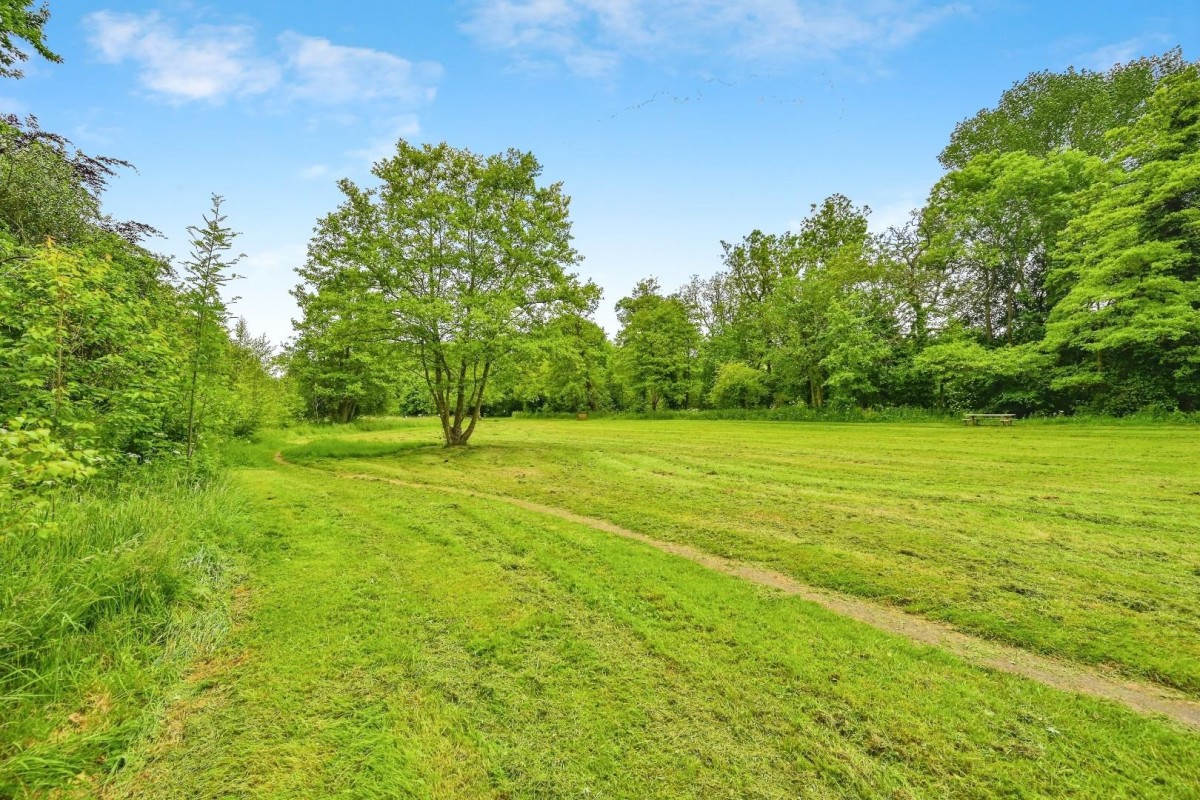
[179,195,241,464]
[305,141,594,446]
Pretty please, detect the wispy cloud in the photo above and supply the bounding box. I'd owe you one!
[84,11,442,108]
[85,11,281,103]
[1076,34,1171,71]
[280,34,441,106]
[298,164,332,180]
[461,0,967,77]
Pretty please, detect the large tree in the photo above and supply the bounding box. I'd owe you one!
[303,141,593,445]
[614,279,701,411]
[940,49,1189,169]
[1045,67,1200,413]
[766,195,882,407]
[514,312,612,413]
[926,149,1101,345]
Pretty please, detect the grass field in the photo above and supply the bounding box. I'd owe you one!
[101,418,1200,798]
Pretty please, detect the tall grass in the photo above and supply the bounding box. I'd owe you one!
[0,472,250,796]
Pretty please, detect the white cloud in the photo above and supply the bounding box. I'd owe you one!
[1077,34,1170,71]
[280,33,441,105]
[85,11,281,103]
[83,11,441,108]
[299,164,332,180]
[462,0,967,76]
[241,243,307,276]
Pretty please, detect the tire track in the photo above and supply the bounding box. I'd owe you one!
[275,452,1200,730]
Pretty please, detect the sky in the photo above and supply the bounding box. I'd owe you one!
[4,1,1198,345]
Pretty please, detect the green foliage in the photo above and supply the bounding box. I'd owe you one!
[707,361,767,408]
[0,135,100,245]
[225,318,291,436]
[940,48,1188,169]
[0,416,100,533]
[0,241,179,455]
[0,115,150,246]
[179,195,243,465]
[915,335,1052,412]
[0,472,248,795]
[588,57,1198,420]
[300,140,595,445]
[614,279,701,410]
[926,149,1102,345]
[767,195,882,408]
[288,254,402,422]
[1046,67,1200,413]
[509,313,612,412]
[0,0,60,79]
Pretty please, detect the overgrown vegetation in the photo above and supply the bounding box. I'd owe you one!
[0,475,251,796]
[0,6,285,794]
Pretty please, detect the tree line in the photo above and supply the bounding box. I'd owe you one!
[290,49,1199,441]
[2,0,1197,467]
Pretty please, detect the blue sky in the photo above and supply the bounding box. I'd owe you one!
[4,1,1198,344]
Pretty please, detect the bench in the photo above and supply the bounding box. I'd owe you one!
[962,413,1015,427]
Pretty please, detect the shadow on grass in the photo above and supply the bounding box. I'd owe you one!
[280,438,445,464]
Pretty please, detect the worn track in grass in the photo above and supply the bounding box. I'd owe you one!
[274,451,1200,731]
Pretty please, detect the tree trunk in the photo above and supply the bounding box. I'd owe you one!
[442,361,490,447]
[1006,287,1015,344]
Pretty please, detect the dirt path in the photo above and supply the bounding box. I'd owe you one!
[274,452,1200,730]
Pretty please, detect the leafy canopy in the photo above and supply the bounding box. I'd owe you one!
[302,140,594,445]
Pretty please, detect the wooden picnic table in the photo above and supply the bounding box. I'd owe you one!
[962,413,1015,427]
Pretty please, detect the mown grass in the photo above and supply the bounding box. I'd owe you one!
[0,474,251,798]
[291,417,1200,696]
[107,452,1199,798]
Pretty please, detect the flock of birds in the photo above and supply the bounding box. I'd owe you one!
[594,72,845,124]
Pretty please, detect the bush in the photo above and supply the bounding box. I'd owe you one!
[708,363,769,409]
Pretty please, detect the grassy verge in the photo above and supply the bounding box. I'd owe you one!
[289,417,1200,695]
[0,472,252,797]
[107,451,1199,798]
